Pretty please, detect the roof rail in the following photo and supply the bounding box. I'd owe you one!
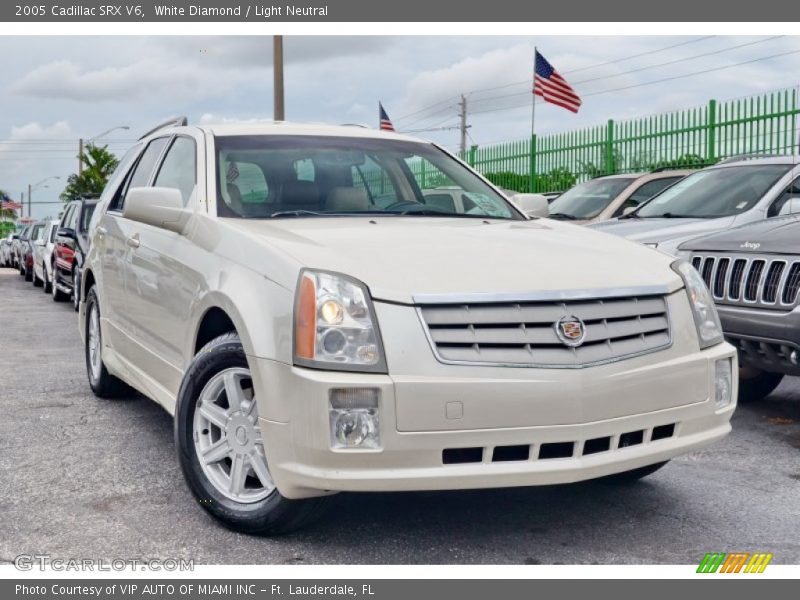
[650,164,704,173]
[339,123,369,128]
[717,153,786,165]
[138,116,188,140]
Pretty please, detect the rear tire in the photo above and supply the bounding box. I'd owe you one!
[85,285,131,398]
[43,266,51,294]
[738,369,784,403]
[599,461,669,484]
[24,264,32,282]
[175,332,331,535]
[32,267,42,287]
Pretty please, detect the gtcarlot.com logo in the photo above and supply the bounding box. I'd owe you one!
[697,552,773,573]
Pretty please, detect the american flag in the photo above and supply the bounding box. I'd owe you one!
[379,103,395,132]
[1,198,22,210]
[533,50,582,114]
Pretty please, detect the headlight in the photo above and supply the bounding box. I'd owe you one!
[671,259,724,349]
[293,269,387,372]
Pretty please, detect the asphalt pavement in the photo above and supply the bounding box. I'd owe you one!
[1,268,798,565]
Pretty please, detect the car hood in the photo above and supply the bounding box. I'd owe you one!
[221,217,683,303]
[588,216,739,244]
[679,215,800,254]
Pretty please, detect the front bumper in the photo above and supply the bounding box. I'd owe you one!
[251,339,737,499]
[717,304,800,376]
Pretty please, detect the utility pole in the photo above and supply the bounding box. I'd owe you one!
[27,183,31,218]
[458,95,468,155]
[78,138,84,174]
[273,35,285,121]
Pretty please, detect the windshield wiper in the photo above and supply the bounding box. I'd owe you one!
[648,212,700,219]
[269,210,325,218]
[548,212,578,220]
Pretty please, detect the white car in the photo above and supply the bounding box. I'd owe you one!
[32,219,60,293]
[80,119,737,534]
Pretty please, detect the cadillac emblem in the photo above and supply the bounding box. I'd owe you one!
[555,315,586,347]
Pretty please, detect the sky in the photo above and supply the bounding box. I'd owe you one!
[1,34,799,220]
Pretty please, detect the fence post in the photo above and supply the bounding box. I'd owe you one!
[468,144,477,167]
[529,134,537,192]
[605,119,615,175]
[707,99,717,165]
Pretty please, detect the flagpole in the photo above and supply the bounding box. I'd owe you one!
[531,46,537,193]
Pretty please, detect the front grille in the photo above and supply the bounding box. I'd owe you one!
[692,253,800,308]
[727,335,800,373]
[418,294,671,368]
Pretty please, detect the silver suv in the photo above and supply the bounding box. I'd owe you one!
[589,156,800,255]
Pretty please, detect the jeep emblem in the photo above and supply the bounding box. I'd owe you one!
[740,241,761,250]
[555,315,586,347]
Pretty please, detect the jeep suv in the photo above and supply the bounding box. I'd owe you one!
[589,156,800,255]
[679,214,800,402]
[80,119,737,534]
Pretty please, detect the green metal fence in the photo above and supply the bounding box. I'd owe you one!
[464,87,800,193]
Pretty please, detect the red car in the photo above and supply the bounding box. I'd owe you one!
[53,196,98,310]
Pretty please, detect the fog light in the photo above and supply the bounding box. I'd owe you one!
[714,359,733,409]
[329,388,380,449]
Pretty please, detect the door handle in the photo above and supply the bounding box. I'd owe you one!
[96,226,107,236]
[126,235,140,249]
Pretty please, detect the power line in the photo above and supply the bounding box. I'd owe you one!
[466,35,786,110]
[468,47,800,118]
[395,36,718,125]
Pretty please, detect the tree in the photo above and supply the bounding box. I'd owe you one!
[59,144,119,202]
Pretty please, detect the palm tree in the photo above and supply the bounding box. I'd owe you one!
[60,144,120,202]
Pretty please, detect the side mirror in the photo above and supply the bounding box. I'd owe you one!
[511,193,550,219]
[622,206,637,216]
[123,187,187,233]
[57,227,76,240]
[778,197,800,216]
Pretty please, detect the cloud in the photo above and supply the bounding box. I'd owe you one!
[9,120,73,140]
[11,59,202,102]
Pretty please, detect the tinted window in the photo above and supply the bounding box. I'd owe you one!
[627,177,682,206]
[549,177,636,219]
[60,206,74,228]
[154,137,197,205]
[80,203,97,233]
[636,165,792,218]
[109,137,169,212]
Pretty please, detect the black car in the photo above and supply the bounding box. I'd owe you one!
[53,195,99,310]
[680,214,800,402]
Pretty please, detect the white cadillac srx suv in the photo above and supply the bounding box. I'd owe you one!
[80,118,737,534]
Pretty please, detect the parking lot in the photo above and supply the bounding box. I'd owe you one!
[0,266,799,565]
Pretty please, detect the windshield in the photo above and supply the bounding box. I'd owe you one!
[635,164,792,218]
[548,177,636,219]
[215,135,520,220]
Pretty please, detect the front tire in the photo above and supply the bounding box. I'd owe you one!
[738,369,784,403]
[175,332,330,535]
[72,269,80,312]
[24,263,32,281]
[32,267,42,287]
[42,265,51,294]
[85,286,130,398]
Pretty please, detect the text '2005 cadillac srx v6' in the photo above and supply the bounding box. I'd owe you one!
[79,119,737,534]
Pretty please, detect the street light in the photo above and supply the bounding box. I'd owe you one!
[79,125,130,173]
[28,176,60,218]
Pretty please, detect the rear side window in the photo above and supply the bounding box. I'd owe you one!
[49,224,57,242]
[108,137,169,212]
[80,204,97,233]
[60,205,74,228]
[624,177,682,210]
[154,137,197,206]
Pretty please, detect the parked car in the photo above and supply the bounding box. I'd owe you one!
[13,225,30,274]
[0,233,17,267]
[80,119,736,534]
[548,170,691,225]
[19,222,45,281]
[32,219,60,293]
[53,195,99,309]
[589,155,800,255]
[679,213,800,402]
